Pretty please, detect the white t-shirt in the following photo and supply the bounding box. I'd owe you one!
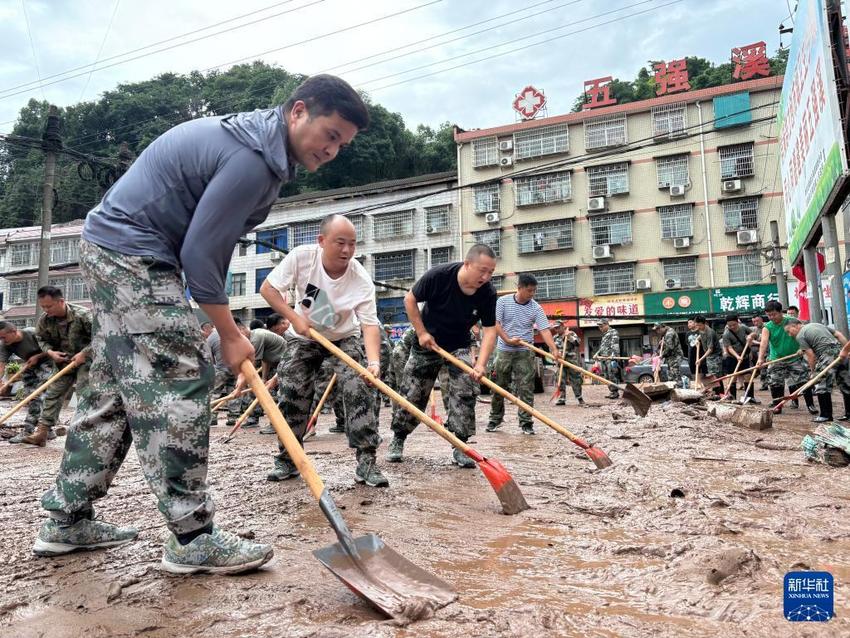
[265,244,378,341]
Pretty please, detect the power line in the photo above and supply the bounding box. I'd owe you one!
[19,0,45,101]
[77,0,122,103]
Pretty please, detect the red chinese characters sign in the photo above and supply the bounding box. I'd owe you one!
[654,58,690,95]
[582,76,616,109]
[513,85,547,119]
[731,41,770,80]
[578,294,644,327]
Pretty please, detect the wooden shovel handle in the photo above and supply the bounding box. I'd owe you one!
[2,366,26,388]
[520,340,617,389]
[0,360,80,426]
[240,361,325,501]
[555,334,568,387]
[720,354,747,399]
[776,353,846,410]
[310,374,337,424]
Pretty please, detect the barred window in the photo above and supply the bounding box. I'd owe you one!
[50,239,79,265]
[592,263,635,295]
[514,171,571,206]
[230,273,246,297]
[472,137,499,167]
[373,210,415,240]
[490,275,505,291]
[472,229,501,258]
[473,183,500,213]
[589,212,632,246]
[658,204,693,239]
[719,143,754,179]
[656,154,689,187]
[722,197,759,231]
[292,220,321,247]
[584,114,627,150]
[727,254,761,284]
[525,268,576,299]
[9,281,34,305]
[347,215,364,241]
[425,205,451,234]
[516,219,573,254]
[9,243,33,268]
[651,102,687,137]
[513,124,569,160]
[66,276,88,301]
[587,163,629,196]
[374,250,415,280]
[430,246,453,266]
[663,257,697,288]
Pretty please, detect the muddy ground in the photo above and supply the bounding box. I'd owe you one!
[0,384,848,637]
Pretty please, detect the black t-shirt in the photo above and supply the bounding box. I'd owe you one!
[412,262,497,352]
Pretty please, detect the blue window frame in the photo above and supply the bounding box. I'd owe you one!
[255,267,273,294]
[376,297,407,324]
[256,228,288,253]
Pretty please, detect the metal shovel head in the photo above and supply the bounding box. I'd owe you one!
[622,383,651,417]
[474,455,530,515]
[313,533,457,622]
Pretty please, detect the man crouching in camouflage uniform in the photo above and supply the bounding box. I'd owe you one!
[554,322,584,405]
[260,214,387,487]
[653,323,684,388]
[0,321,53,443]
[387,244,498,468]
[594,320,621,399]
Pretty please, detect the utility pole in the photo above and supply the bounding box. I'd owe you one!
[37,105,61,310]
[803,246,824,323]
[822,212,847,332]
[769,221,789,308]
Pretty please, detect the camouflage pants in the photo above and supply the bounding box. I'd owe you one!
[768,356,809,390]
[601,360,621,391]
[38,361,91,429]
[210,368,242,423]
[704,354,722,378]
[41,241,215,535]
[558,357,583,399]
[812,349,850,395]
[19,361,53,427]
[391,344,476,442]
[490,350,535,428]
[306,359,344,428]
[662,354,684,387]
[274,336,379,470]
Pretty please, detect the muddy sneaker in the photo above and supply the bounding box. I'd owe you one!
[555,398,566,406]
[33,518,138,556]
[485,421,502,432]
[355,454,389,487]
[241,418,259,429]
[521,426,536,435]
[266,459,299,482]
[259,424,276,435]
[328,424,345,433]
[577,397,585,406]
[386,436,405,463]
[8,425,35,444]
[160,525,273,575]
[451,448,476,469]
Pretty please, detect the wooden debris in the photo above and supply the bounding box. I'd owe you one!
[707,403,773,430]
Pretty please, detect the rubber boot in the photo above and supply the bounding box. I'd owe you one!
[727,382,737,401]
[813,393,833,423]
[838,393,850,421]
[802,386,818,415]
[769,386,785,414]
[21,424,50,447]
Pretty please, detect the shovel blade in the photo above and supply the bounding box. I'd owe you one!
[476,457,530,515]
[313,533,457,622]
[622,383,651,417]
[585,446,613,469]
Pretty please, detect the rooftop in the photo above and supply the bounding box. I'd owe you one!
[273,171,457,207]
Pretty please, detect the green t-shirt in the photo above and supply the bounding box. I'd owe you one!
[765,316,800,359]
[796,322,838,356]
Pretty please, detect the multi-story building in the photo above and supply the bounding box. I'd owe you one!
[454,75,834,356]
[227,171,458,326]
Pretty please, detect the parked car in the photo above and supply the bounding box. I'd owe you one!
[622,358,693,384]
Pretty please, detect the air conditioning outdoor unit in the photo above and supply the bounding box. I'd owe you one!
[485,212,501,224]
[736,229,758,245]
[425,225,437,234]
[587,196,606,211]
[592,244,612,260]
[498,140,513,152]
[722,179,742,193]
[665,277,682,290]
[635,278,652,290]
[500,156,514,167]
[669,184,686,197]
[673,237,690,249]
[269,250,284,261]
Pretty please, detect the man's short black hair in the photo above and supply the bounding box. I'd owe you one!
[200,321,213,329]
[36,286,63,299]
[466,243,495,261]
[283,74,369,131]
[787,305,799,312]
[726,313,739,323]
[266,313,285,329]
[694,315,706,325]
[765,300,783,313]
[249,319,265,330]
[517,273,538,288]
[232,316,243,325]
[0,321,15,332]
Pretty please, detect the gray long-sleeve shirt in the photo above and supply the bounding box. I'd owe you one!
[82,107,294,304]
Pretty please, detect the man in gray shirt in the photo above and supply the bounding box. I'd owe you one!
[0,322,52,442]
[721,314,756,402]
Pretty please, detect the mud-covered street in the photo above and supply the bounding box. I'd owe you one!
[1,386,848,637]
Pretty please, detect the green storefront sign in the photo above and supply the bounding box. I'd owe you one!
[644,290,711,319]
[709,284,779,314]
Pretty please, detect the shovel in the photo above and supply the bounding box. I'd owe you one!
[220,396,259,444]
[304,373,337,441]
[701,352,801,391]
[0,360,80,426]
[240,360,456,621]
[772,353,847,413]
[520,341,651,418]
[739,364,760,405]
[445,344,612,469]
[549,334,569,404]
[428,388,444,425]
[309,329,529,515]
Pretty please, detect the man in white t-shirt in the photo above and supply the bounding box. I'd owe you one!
[259,214,387,487]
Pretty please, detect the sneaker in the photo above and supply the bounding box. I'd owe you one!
[328,424,345,433]
[790,399,799,409]
[386,436,405,463]
[577,397,585,405]
[8,425,35,444]
[521,426,536,435]
[33,518,138,556]
[266,460,300,482]
[160,525,273,575]
[355,454,389,487]
[555,399,566,406]
[452,448,476,468]
[485,421,502,432]
[225,419,237,427]
[259,425,276,435]
[241,418,259,429]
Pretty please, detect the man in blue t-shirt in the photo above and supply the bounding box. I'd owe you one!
[387,244,498,468]
[486,273,558,435]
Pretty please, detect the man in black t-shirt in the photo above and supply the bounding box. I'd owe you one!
[387,244,498,468]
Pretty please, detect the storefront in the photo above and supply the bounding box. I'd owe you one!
[708,284,779,314]
[578,294,645,358]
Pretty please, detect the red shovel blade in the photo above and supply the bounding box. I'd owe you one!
[464,449,530,515]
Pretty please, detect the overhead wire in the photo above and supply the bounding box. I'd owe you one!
[19,0,45,101]
[77,0,122,103]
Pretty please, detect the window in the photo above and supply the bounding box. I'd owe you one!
[719,143,754,179]
[292,220,321,247]
[722,197,759,232]
[237,242,247,257]
[658,204,693,239]
[430,246,452,266]
[255,267,273,294]
[374,251,415,281]
[727,254,761,284]
[651,102,687,137]
[376,297,406,324]
[663,257,697,288]
[348,215,364,240]
[525,268,576,299]
[472,137,498,167]
[472,229,501,258]
[373,210,414,240]
[513,124,569,160]
[586,163,629,196]
[516,220,573,254]
[66,276,88,301]
[9,281,34,305]
[584,114,626,150]
[656,154,689,188]
[230,272,246,297]
[714,92,752,129]
[490,275,504,291]
[256,228,288,253]
[592,263,635,295]
[514,171,571,206]
[425,205,451,234]
[589,212,632,246]
[50,239,79,265]
[9,243,33,268]
[473,183,500,213]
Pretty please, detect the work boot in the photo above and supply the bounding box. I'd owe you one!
[241,418,259,429]
[266,459,299,482]
[804,389,819,415]
[769,386,785,414]
[813,393,833,423]
[33,517,138,556]
[21,424,50,447]
[355,451,389,487]
[259,424,275,435]
[328,423,345,433]
[160,525,273,575]
[555,397,566,406]
[521,425,536,435]
[386,436,405,462]
[485,420,502,432]
[838,393,850,421]
[577,397,585,405]
[225,418,237,427]
[606,391,620,399]
[8,424,35,444]
[452,448,476,468]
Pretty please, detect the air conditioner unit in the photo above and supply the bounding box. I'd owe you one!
[498,140,513,152]
[669,184,686,197]
[722,179,742,193]
[635,278,652,291]
[269,250,284,261]
[10,300,24,306]
[485,212,500,224]
[665,277,682,290]
[592,244,611,260]
[736,229,758,245]
[587,196,606,211]
[673,237,690,249]
[425,225,437,234]
[500,156,514,167]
